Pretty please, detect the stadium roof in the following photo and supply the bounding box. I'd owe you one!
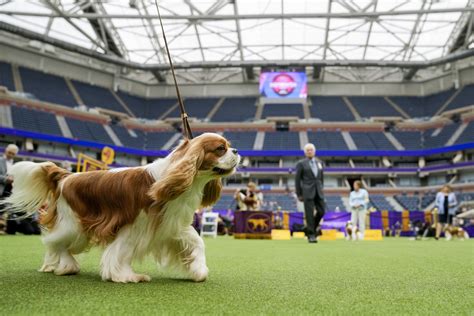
[0,0,473,83]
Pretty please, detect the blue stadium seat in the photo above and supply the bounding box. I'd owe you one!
[325,195,345,211]
[19,67,77,107]
[0,62,15,91]
[423,124,459,148]
[350,132,396,150]
[146,98,177,119]
[263,131,300,150]
[144,132,176,150]
[116,91,148,118]
[213,194,235,210]
[116,92,177,120]
[443,84,474,111]
[424,89,455,116]
[369,194,393,211]
[11,106,62,136]
[66,117,112,144]
[72,80,125,113]
[391,131,422,150]
[263,194,297,211]
[395,195,420,211]
[310,96,355,121]
[389,96,425,118]
[349,97,400,118]
[261,103,304,118]
[223,131,256,150]
[164,98,218,119]
[455,121,474,145]
[212,97,256,122]
[421,193,436,209]
[307,131,348,150]
[110,124,145,149]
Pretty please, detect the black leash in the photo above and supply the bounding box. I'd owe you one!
[154,1,193,140]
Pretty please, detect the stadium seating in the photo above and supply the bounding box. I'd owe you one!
[458,192,474,203]
[455,121,474,145]
[310,96,354,121]
[165,98,218,119]
[212,194,235,210]
[423,124,460,148]
[223,131,257,150]
[325,195,345,211]
[307,131,348,150]
[0,61,15,91]
[71,80,125,113]
[421,193,436,209]
[350,132,396,150]
[349,97,400,118]
[144,132,176,150]
[115,91,148,118]
[443,84,474,111]
[19,67,78,108]
[423,88,455,116]
[395,194,420,211]
[263,131,301,150]
[11,106,63,136]
[263,194,297,211]
[391,131,423,150]
[110,124,146,149]
[262,103,304,118]
[389,96,425,118]
[147,98,178,120]
[66,117,112,144]
[211,97,256,122]
[369,194,394,211]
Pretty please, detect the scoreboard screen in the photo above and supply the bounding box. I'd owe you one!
[259,71,307,99]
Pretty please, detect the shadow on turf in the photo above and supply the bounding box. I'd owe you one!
[36,271,205,285]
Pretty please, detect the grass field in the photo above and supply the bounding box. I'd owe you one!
[1,235,473,315]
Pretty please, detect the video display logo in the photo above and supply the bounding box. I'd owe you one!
[259,71,307,99]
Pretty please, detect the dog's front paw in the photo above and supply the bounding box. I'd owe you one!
[111,273,151,283]
[190,265,208,282]
[38,264,56,273]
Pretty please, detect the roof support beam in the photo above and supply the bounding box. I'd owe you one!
[2,20,474,71]
[42,0,106,51]
[82,1,124,57]
[2,7,474,20]
[233,0,246,81]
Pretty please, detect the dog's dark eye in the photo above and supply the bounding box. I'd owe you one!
[216,145,226,152]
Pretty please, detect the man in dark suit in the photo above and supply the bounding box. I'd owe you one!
[295,143,325,243]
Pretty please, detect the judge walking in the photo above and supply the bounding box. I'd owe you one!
[295,143,326,243]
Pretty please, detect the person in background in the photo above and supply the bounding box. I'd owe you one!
[295,143,325,243]
[0,144,18,198]
[0,144,19,234]
[218,210,234,235]
[435,185,458,240]
[348,180,369,240]
[61,160,73,172]
[234,182,263,211]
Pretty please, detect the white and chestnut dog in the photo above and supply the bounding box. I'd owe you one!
[4,133,240,283]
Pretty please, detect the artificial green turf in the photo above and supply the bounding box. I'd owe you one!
[1,235,473,315]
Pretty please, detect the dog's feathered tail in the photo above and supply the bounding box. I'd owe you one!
[2,161,71,226]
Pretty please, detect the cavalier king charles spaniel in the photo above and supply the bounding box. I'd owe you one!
[4,133,240,283]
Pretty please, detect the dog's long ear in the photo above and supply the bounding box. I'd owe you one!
[148,140,204,208]
[201,179,222,208]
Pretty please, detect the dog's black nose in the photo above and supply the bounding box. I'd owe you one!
[232,149,238,154]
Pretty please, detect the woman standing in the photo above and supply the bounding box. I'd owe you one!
[349,180,369,240]
[434,185,458,240]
